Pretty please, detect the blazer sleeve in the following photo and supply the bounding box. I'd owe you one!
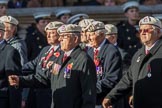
[19,69,51,88]
[22,55,39,75]
[5,48,22,108]
[22,47,45,75]
[105,67,133,104]
[5,47,22,75]
[12,41,28,66]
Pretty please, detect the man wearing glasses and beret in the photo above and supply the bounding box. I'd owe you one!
[102,16,162,108]
[21,21,63,108]
[8,24,97,108]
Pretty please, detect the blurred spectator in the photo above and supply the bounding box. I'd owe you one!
[73,0,91,6]
[52,0,63,6]
[27,0,41,8]
[0,0,8,17]
[104,0,116,6]
[25,12,51,61]
[105,24,131,73]
[139,0,161,5]
[67,13,89,24]
[55,9,71,24]
[116,1,142,63]
[116,0,128,5]
[84,0,104,6]
[8,0,27,8]
[41,0,63,7]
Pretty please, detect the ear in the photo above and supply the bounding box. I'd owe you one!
[74,35,79,43]
[157,29,160,34]
[124,13,128,17]
[0,32,2,39]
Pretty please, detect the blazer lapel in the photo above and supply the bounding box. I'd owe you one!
[0,41,7,51]
[149,39,162,55]
[88,47,94,59]
[98,40,109,63]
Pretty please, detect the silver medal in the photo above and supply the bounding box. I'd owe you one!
[136,57,140,62]
[147,73,152,78]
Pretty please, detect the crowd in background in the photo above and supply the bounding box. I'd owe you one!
[5,0,162,8]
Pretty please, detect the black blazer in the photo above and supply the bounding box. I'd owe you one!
[106,39,162,108]
[20,46,97,108]
[0,41,22,108]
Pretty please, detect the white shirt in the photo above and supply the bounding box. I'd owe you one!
[64,48,74,57]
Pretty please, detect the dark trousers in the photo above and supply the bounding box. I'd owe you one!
[0,97,9,108]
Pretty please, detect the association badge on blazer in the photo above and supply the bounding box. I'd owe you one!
[64,63,73,78]
[46,61,54,69]
[52,63,61,75]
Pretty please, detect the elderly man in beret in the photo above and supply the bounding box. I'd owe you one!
[0,16,28,108]
[0,21,22,108]
[0,15,28,66]
[105,24,131,70]
[8,24,97,108]
[78,18,95,50]
[86,21,122,108]
[103,16,162,108]
[24,12,51,108]
[20,21,63,108]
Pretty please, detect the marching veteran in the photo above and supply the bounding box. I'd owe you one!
[0,20,22,108]
[21,21,64,108]
[8,24,97,108]
[78,18,95,50]
[102,16,162,108]
[86,21,122,108]
[0,15,28,66]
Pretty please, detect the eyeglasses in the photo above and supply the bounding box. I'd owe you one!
[59,34,73,39]
[139,28,154,34]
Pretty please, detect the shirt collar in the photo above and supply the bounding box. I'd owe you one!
[51,44,60,51]
[64,48,74,57]
[114,42,117,46]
